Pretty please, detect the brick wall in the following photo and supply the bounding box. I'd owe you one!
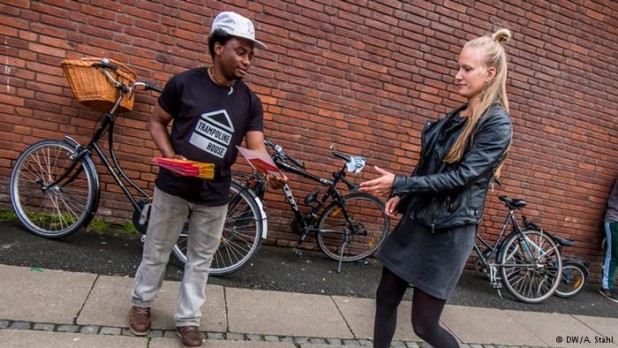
[1,1,616,283]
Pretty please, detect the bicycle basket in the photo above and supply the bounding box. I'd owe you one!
[60,57,136,112]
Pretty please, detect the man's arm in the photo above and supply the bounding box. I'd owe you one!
[244,130,266,152]
[150,103,178,159]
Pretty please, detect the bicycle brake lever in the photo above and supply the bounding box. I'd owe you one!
[93,58,118,72]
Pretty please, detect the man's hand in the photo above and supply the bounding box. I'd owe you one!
[358,166,395,198]
[267,173,288,190]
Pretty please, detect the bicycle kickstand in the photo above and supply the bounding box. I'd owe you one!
[337,240,349,274]
[292,231,310,257]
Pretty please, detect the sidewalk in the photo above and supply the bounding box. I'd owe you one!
[0,264,616,348]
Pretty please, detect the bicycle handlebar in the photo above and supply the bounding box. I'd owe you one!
[94,58,163,94]
[264,138,305,169]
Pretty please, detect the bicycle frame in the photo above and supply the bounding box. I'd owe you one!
[38,71,154,228]
[473,205,521,266]
[234,147,367,244]
[473,195,563,302]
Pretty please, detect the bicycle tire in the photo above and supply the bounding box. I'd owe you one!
[316,192,390,262]
[171,181,263,276]
[9,139,98,238]
[555,261,587,299]
[498,228,562,303]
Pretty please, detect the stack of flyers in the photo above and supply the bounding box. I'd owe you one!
[153,157,215,179]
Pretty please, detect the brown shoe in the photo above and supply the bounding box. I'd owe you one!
[176,325,204,348]
[129,306,151,336]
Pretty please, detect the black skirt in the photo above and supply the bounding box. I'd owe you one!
[378,217,476,300]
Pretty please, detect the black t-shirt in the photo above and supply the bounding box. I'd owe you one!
[155,67,263,205]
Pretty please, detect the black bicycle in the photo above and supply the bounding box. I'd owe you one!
[173,138,391,275]
[8,58,193,265]
[473,195,562,303]
[524,219,589,299]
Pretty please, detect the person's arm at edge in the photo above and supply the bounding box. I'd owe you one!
[150,103,181,159]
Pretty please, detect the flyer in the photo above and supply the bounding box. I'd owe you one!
[153,157,215,179]
[235,145,284,178]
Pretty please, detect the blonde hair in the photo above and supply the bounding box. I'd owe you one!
[444,28,512,169]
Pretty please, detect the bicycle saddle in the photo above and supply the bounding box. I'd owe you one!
[332,151,366,174]
[552,235,576,247]
[498,195,526,209]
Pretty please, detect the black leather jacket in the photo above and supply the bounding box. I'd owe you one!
[392,103,512,232]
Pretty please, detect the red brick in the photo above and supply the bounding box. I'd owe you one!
[1,0,616,268]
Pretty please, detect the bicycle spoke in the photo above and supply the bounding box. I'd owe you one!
[10,140,96,238]
[316,193,389,263]
[499,229,561,303]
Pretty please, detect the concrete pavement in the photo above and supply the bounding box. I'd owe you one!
[0,264,616,348]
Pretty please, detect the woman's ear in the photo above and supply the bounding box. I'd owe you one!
[486,66,497,82]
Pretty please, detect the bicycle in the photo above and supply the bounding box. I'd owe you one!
[524,219,589,299]
[8,58,193,265]
[473,195,562,303]
[173,138,391,275]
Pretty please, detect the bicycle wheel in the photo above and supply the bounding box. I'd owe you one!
[171,181,263,276]
[9,139,98,238]
[555,261,588,299]
[499,228,562,303]
[316,192,390,262]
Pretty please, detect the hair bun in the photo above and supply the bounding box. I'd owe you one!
[492,28,512,43]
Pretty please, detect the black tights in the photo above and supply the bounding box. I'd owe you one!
[373,267,459,348]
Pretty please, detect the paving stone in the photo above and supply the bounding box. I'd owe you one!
[163,329,177,338]
[80,325,99,334]
[280,336,295,343]
[9,321,31,330]
[33,323,54,331]
[391,341,407,347]
[342,339,360,345]
[147,329,164,338]
[226,332,245,341]
[207,332,225,340]
[99,326,122,335]
[294,337,310,344]
[310,337,327,344]
[327,338,343,345]
[264,335,280,341]
[247,333,262,341]
[56,324,79,333]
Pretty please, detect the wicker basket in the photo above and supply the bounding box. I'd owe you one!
[61,57,136,112]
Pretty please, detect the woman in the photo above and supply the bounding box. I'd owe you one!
[359,29,514,348]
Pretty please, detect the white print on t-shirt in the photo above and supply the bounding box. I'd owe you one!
[189,110,235,159]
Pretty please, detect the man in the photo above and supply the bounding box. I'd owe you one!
[129,11,286,348]
[600,178,618,303]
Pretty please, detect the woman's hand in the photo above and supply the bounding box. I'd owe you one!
[384,196,401,218]
[359,166,395,198]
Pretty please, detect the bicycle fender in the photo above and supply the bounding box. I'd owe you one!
[562,259,590,276]
[253,195,268,239]
[61,136,101,227]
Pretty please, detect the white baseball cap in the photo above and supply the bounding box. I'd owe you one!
[210,11,267,50]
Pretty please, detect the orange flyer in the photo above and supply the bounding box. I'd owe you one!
[153,157,214,179]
